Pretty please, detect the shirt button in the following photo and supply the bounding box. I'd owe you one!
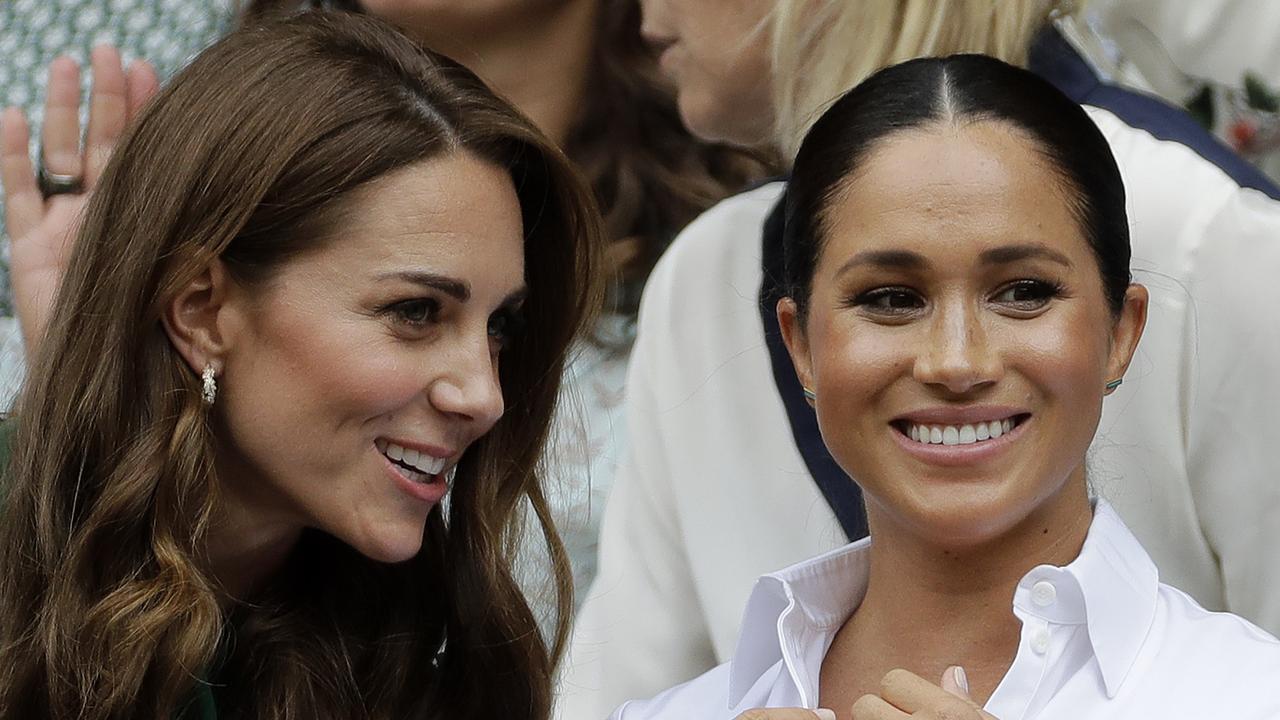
[1030,628,1051,655]
[1031,580,1057,608]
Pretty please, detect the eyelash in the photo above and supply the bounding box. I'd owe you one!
[487,309,527,350]
[380,298,526,350]
[848,279,1065,316]
[384,298,440,327]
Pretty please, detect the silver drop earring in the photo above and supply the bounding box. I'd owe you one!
[201,363,218,405]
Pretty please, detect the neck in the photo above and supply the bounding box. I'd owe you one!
[398,1,598,146]
[204,462,304,603]
[821,477,1093,708]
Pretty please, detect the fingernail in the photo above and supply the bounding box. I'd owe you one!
[953,665,969,694]
[815,709,837,720]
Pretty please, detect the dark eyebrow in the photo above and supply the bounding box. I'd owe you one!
[836,249,929,277]
[377,271,470,301]
[978,244,1073,268]
[834,244,1073,277]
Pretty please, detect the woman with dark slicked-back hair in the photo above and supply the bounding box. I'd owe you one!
[565,3,1280,714]
[611,55,1280,720]
[0,11,601,720]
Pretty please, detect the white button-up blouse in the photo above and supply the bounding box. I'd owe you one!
[610,503,1280,719]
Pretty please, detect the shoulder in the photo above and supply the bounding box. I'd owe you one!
[1139,583,1280,707]
[641,181,784,307]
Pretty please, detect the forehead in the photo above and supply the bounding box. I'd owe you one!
[283,152,526,290]
[819,122,1088,267]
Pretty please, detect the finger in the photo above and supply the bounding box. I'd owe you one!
[84,45,129,185]
[40,56,83,177]
[939,666,970,699]
[849,694,908,719]
[1,108,42,239]
[125,58,160,117]
[735,710,838,720]
[879,668,979,716]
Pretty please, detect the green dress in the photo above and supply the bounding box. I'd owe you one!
[0,420,218,719]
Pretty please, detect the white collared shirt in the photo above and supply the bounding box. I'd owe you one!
[610,503,1280,719]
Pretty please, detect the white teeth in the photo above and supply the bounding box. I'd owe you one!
[904,418,1020,446]
[383,442,447,476]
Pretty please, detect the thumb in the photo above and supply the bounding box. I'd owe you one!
[940,665,971,699]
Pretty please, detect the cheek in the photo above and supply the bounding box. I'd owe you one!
[227,310,427,445]
[996,311,1110,408]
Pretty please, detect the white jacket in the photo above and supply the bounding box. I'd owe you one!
[557,50,1280,720]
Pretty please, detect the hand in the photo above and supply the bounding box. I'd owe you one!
[0,45,157,354]
[850,667,998,719]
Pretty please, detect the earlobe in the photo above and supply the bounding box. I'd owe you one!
[161,259,237,376]
[1105,283,1149,391]
[776,297,816,399]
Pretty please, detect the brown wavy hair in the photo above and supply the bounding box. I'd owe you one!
[243,0,771,318]
[0,11,601,720]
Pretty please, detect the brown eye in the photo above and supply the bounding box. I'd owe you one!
[386,298,440,327]
[992,280,1060,312]
[853,287,925,315]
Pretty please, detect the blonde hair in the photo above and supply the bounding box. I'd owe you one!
[771,0,1079,158]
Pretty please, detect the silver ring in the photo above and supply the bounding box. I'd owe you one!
[36,156,84,199]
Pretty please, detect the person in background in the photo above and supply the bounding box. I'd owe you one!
[2,0,766,615]
[0,11,601,719]
[558,1,1280,716]
[613,51,1280,720]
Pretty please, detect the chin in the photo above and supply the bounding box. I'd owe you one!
[872,487,1032,549]
[350,529,425,565]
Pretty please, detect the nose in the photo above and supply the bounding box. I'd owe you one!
[428,339,505,432]
[912,300,1002,395]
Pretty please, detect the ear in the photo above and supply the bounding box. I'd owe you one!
[1104,283,1148,393]
[777,296,816,398]
[162,259,237,376]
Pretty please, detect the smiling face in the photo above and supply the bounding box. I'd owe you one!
[638,0,776,147]
[213,152,525,564]
[779,121,1146,548]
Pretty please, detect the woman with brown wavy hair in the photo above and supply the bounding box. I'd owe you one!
[233,0,768,611]
[3,0,765,615]
[0,10,600,720]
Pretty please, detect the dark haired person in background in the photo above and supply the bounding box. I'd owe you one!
[611,54,1280,720]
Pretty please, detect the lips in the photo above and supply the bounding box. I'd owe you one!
[888,407,1032,465]
[375,438,453,487]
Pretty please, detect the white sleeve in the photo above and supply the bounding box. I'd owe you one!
[555,259,719,720]
[1182,186,1280,634]
[1099,0,1280,86]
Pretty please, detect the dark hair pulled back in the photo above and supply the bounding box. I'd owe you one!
[783,54,1130,321]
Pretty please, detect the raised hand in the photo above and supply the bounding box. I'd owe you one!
[1,45,158,353]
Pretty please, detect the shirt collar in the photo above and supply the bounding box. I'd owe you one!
[1062,500,1160,697]
[725,501,1159,707]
